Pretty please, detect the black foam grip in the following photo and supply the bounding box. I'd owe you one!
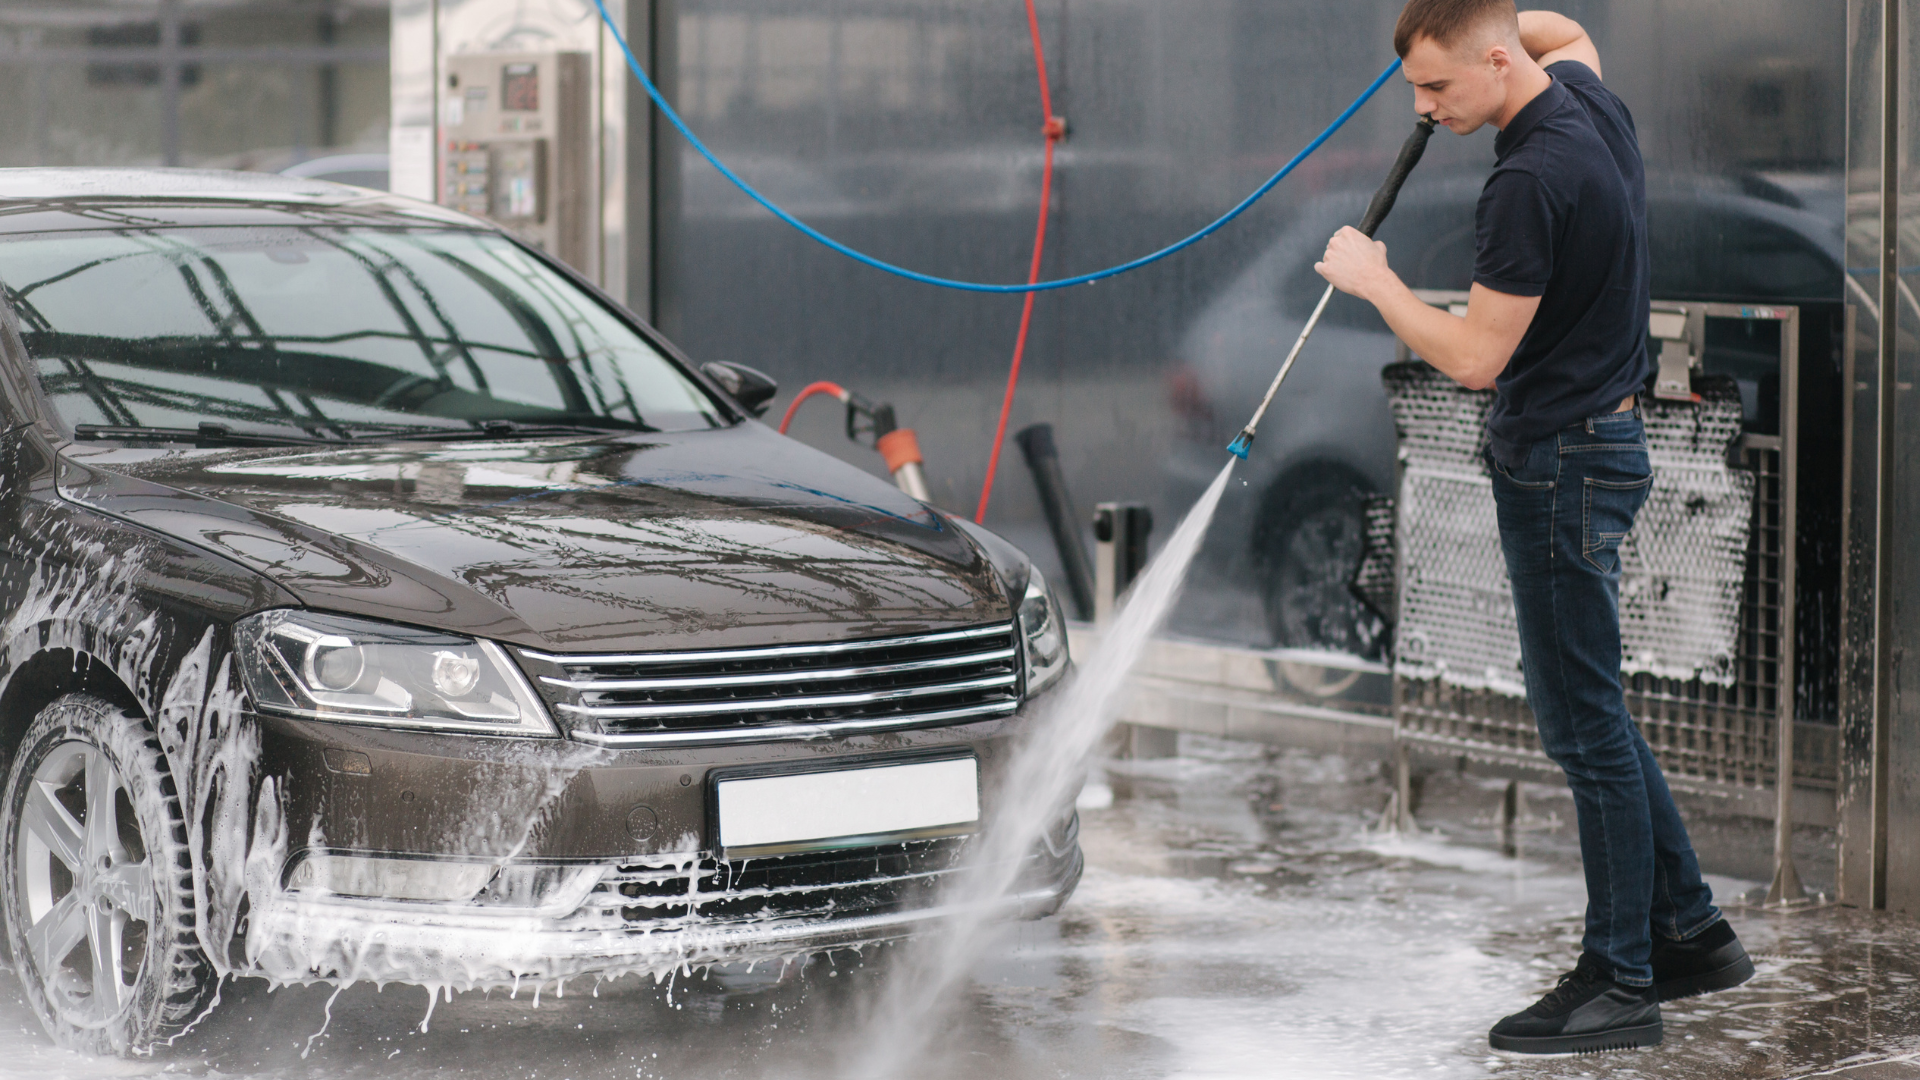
[1356,118,1437,238]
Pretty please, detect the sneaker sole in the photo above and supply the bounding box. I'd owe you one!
[1655,954,1756,1002]
[1489,1020,1664,1055]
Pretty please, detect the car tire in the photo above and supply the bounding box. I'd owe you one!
[1257,473,1387,660]
[2,694,215,1055]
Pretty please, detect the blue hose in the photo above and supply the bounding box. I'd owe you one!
[589,0,1402,294]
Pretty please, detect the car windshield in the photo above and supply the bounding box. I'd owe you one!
[0,226,725,440]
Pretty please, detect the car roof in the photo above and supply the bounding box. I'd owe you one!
[0,167,481,235]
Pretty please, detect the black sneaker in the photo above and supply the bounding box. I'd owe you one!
[1489,953,1663,1054]
[1651,919,1754,1001]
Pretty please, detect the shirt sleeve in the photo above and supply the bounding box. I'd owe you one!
[1545,59,1599,87]
[1473,170,1557,298]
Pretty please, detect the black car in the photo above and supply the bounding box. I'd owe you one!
[0,169,1079,1054]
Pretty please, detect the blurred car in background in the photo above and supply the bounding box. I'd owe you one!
[280,153,390,190]
[1162,170,1844,659]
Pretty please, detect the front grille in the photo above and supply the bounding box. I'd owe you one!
[517,624,1022,747]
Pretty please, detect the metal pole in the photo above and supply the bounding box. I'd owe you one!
[1768,308,1807,905]
[1387,441,1415,834]
[159,0,182,166]
[318,1,340,151]
[430,0,441,206]
[1871,0,1899,911]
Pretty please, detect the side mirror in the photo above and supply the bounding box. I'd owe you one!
[701,361,778,418]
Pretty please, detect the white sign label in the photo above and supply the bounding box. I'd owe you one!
[716,757,979,855]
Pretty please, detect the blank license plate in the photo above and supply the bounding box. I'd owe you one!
[715,756,979,858]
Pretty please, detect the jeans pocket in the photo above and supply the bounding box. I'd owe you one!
[1489,449,1555,490]
[1583,474,1652,573]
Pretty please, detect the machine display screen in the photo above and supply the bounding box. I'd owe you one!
[501,63,538,112]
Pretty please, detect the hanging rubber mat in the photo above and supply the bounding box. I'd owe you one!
[1382,363,1752,696]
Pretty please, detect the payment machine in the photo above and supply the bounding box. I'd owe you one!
[439,52,593,271]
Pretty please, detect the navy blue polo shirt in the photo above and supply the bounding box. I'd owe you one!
[1476,60,1650,468]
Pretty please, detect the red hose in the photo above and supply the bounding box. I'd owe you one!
[777,380,848,434]
[974,0,1061,524]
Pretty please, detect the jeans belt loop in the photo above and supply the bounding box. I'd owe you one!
[1586,415,1595,435]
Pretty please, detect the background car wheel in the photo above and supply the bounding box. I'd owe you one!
[2,694,215,1055]
[1256,470,1388,661]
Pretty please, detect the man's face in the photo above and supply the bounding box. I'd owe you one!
[1401,32,1514,135]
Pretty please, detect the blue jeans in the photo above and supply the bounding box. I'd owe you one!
[1486,407,1721,986]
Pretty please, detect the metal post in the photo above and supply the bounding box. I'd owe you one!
[649,0,679,332]
[318,2,340,151]
[430,0,442,211]
[159,0,182,166]
[1768,308,1807,905]
[1499,780,1520,858]
[1386,434,1415,834]
[1091,502,1152,623]
[1390,741,1417,832]
[1871,0,1900,911]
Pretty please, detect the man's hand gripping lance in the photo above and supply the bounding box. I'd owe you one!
[1227,115,1438,460]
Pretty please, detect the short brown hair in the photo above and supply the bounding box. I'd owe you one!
[1393,0,1520,58]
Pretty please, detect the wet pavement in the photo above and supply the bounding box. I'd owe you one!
[5,734,1919,1080]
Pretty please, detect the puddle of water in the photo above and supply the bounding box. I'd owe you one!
[4,736,1917,1080]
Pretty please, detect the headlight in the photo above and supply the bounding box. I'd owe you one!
[234,610,555,736]
[1019,568,1070,696]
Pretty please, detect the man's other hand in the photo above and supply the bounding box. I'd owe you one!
[1315,226,1396,301]
[1517,11,1600,77]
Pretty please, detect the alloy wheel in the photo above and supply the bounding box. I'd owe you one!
[16,740,157,1029]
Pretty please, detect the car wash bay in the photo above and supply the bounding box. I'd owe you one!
[10,0,1920,1074]
[390,0,1916,915]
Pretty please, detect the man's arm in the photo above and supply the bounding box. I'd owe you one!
[1518,11,1601,78]
[1314,227,1539,391]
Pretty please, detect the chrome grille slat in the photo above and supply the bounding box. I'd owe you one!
[517,622,1022,746]
[518,624,1009,667]
[555,672,1017,720]
[538,646,1017,692]
[564,701,1018,748]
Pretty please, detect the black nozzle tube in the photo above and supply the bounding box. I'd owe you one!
[1356,116,1438,238]
[1015,423,1097,621]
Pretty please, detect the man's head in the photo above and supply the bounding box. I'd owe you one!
[1394,0,1533,135]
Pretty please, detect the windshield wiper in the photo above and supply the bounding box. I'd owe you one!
[73,422,334,447]
[346,419,653,443]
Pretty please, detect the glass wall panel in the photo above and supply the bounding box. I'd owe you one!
[653,0,1847,657]
[0,0,389,173]
[1881,0,1920,914]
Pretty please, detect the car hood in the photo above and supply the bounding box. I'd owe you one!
[56,425,1013,652]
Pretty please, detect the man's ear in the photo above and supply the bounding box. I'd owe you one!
[1486,42,1514,74]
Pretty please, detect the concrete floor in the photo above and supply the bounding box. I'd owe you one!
[4,735,1918,1080]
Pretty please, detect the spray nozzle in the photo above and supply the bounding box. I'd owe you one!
[844,394,900,447]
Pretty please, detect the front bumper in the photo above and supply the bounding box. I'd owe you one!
[243,836,1083,989]
[246,702,1083,989]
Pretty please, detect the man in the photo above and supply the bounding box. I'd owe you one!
[1314,0,1756,1056]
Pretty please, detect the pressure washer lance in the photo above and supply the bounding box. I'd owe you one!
[1227,115,1438,460]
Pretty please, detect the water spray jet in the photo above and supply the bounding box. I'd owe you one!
[853,459,1239,1076]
